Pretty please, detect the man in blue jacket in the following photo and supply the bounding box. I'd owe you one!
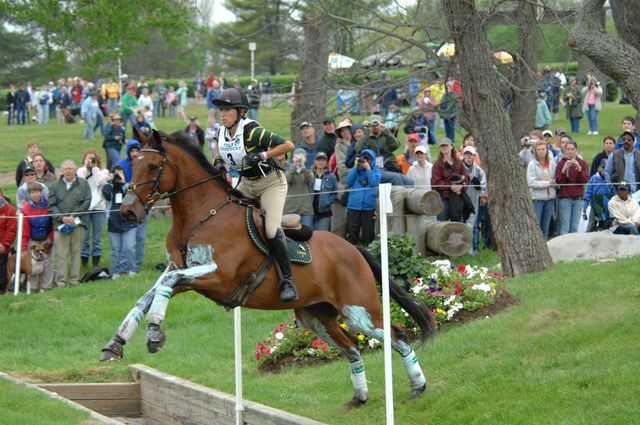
[115,140,141,180]
[345,149,381,246]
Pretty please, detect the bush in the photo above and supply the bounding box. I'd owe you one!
[606,81,619,102]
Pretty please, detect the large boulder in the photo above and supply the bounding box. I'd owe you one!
[547,231,640,263]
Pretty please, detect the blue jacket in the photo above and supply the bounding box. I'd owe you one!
[206,87,220,109]
[310,169,338,215]
[584,172,615,209]
[102,182,136,233]
[345,149,381,211]
[116,139,141,181]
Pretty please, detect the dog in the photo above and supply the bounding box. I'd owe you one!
[7,245,47,292]
[60,107,77,124]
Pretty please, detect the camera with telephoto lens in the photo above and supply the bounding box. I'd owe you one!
[356,155,366,167]
[90,158,96,166]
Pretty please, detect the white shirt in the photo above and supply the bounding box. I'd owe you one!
[408,161,433,190]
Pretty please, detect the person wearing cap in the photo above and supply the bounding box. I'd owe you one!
[119,85,139,130]
[605,130,640,193]
[17,166,49,209]
[316,116,337,158]
[0,186,17,295]
[614,116,640,150]
[103,113,126,170]
[310,151,338,231]
[356,114,398,166]
[345,149,381,245]
[590,136,616,177]
[462,145,487,254]
[295,121,319,168]
[37,83,52,126]
[284,148,314,229]
[403,106,432,145]
[431,137,470,222]
[184,115,205,149]
[527,140,557,240]
[555,140,589,236]
[563,77,582,134]
[396,133,426,175]
[407,145,432,189]
[334,120,354,182]
[583,158,615,232]
[456,133,481,167]
[535,91,551,131]
[607,182,640,234]
[212,88,298,303]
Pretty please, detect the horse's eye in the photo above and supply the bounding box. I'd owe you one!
[148,164,159,172]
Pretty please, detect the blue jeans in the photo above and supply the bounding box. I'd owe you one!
[94,113,104,135]
[121,112,135,131]
[108,229,137,274]
[16,105,27,125]
[313,216,331,231]
[587,105,598,132]
[107,99,118,114]
[248,107,259,122]
[300,215,314,229]
[83,114,95,139]
[38,105,48,125]
[437,198,450,221]
[105,147,121,172]
[7,107,14,125]
[444,117,456,142]
[570,117,580,134]
[134,216,149,272]
[82,211,106,258]
[614,223,639,235]
[557,198,582,235]
[533,199,555,239]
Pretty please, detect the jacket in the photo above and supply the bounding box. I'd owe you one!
[102,182,136,233]
[527,157,557,201]
[0,198,17,251]
[103,123,126,151]
[284,167,314,216]
[345,149,381,211]
[21,199,53,252]
[310,169,338,215]
[581,85,603,111]
[535,99,551,128]
[608,148,640,185]
[77,166,109,211]
[583,172,615,209]
[431,158,470,201]
[48,175,92,228]
[116,140,142,182]
[555,157,589,198]
[356,129,399,165]
[316,132,337,157]
[608,195,640,227]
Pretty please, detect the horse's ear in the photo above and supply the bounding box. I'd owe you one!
[132,126,146,145]
[149,129,163,149]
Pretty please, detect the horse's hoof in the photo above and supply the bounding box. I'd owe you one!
[406,383,427,401]
[146,323,166,354]
[345,397,367,410]
[100,336,125,362]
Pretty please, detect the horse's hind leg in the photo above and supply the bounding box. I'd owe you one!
[297,305,368,408]
[342,305,427,400]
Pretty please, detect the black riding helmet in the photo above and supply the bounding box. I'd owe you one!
[212,88,249,111]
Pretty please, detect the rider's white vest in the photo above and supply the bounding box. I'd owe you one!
[217,118,257,171]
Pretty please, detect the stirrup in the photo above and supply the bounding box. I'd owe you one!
[279,278,298,303]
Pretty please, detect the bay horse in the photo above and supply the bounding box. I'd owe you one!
[100,129,436,407]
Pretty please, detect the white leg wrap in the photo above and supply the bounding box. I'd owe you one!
[146,286,173,324]
[402,350,426,390]
[117,307,144,341]
[350,360,369,401]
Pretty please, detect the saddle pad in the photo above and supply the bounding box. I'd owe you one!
[246,206,312,264]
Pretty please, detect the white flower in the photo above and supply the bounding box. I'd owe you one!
[446,302,464,320]
[443,295,456,306]
[411,283,424,295]
[270,345,278,353]
[472,283,491,292]
[368,338,381,348]
[274,331,284,340]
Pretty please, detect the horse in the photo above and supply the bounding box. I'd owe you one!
[100,129,436,407]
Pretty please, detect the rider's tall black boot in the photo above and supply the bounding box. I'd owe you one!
[267,228,299,303]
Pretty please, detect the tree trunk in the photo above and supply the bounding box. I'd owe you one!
[510,0,538,138]
[570,0,640,118]
[610,0,640,52]
[441,0,553,277]
[291,10,329,142]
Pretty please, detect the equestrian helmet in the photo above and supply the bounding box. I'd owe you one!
[212,88,249,111]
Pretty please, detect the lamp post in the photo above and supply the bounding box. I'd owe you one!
[248,42,256,81]
[115,47,122,94]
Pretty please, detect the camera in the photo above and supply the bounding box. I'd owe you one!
[356,156,366,167]
[90,158,96,166]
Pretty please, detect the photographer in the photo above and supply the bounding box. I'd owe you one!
[284,149,314,228]
[356,115,409,186]
[77,149,109,269]
[555,140,589,235]
[581,73,603,135]
[403,107,435,145]
[518,132,538,169]
[344,149,381,246]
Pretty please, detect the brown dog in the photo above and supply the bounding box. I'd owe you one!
[7,245,47,292]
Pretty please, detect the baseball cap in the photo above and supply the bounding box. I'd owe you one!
[368,115,382,125]
[617,182,630,191]
[336,120,351,131]
[439,137,453,147]
[415,145,427,154]
[621,131,635,140]
[24,167,36,175]
[112,114,122,121]
[542,130,553,137]
[299,121,312,129]
[598,158,608,168]
[463,146,477,155]
[189,115,197,121]
[314,151,328,160]
[322,116,335,124]
[555,127,567,136]
[407,133,420,142]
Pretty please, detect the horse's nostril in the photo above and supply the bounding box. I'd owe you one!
[124,211,138,224]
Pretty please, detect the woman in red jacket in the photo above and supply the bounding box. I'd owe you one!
[431,137,470,222]
[555,140,589,235]
[0,187,17,295]
[21,183,54,291]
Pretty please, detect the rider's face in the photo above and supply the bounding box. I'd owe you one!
[219,108,239,128]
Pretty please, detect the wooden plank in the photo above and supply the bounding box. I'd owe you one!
[141,399,235,425]
[38,383,140,400]
[73,398,141,417]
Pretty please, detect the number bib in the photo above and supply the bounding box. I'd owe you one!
[217,118,256,170]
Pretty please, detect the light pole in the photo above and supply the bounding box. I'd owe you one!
[248,42,256,81]
[115,47,122,94]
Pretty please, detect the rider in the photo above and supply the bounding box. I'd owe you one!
[212,88,298,303]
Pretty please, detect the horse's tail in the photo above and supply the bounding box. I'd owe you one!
[356,246,436,346]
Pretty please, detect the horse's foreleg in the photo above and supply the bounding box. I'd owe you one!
[100,265,175,361]
[342,304,427,400]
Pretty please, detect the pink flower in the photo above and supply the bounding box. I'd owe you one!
[257,342,264,350]
[264,348,271,356]
[255,352,261,361]
[312,339,323,348]
[321,343,329,351]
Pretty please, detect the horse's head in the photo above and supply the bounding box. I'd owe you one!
[121,130,178,224]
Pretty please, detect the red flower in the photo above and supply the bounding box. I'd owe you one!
[321,343,329,351]
[312,339,323,348]
[273,328,280,334]
[455,284,462,295]
[257,342,264,350]
[255,352,262,360]
[458,264,466,273]
[264,348,271,356]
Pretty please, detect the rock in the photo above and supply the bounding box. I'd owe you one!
[547,231,640,263]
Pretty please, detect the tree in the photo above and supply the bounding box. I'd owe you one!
[569,0,640,120]
[441,0,553,276]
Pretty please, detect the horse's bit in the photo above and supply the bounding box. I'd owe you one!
[127,148,176,212]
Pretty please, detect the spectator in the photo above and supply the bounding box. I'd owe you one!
[32,153,56,188]
[527,140,557,240]
[614,116,640,150]
[356,115,398,170]
[316,116,337,157]
[397,133,424,175]
[605,131,640,193]
[462,146,487,254]
[408,75,420,109]
[378,73,398,118]
[132,112,151,141]
[120,86,139,130]
[165,86,177,118]
[247,79,261,121]
[37,84,52,125]
[104,78,120,114]
[143,105,154,130]
[456,133,482,167]
[16,166,49,209]
[285,149,314,228]
[0,187,17,295]
[77,149,109,268]
[590,136,616,177]
[155,79,168,117]
[137,87,153,115]
[334,120,355,182]
[81,90,100,140]
[535,92,552,130]
[48,81,58,120]
[205,117,222,158]
[193,74,205,103]
[438,83,459,142]
[555,140,589,235]
[16,141,56,187]
[431,138,470,222]
[116,140,141,186]
[20,183,54,291]
[15,83,30,125]
[407,145,432,189]
[295,121,319,168]
[102,165,137,278]
[103,114,126,171]
[581,74,602,135]
[519,132,539,170]
[345,149,381,246]
[176,80,188,122]
[418,87,438,144]
[564,77,582,134]
[310,151,338,231]
[206,80,221,122]
[7,84,17,125]
[48,160,92,287]
[404,107,434,146]
[384,103,403,137]
[185,115,205,149]
[262,75,273,109]
[607,183,640,235]
[57,86,71,123]
[583,158,615,232]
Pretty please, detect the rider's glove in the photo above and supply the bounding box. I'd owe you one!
[213,157,227,174]
[244,152,267,167]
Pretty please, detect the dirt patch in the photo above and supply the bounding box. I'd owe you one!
[0,171,15,186]
[12,367,117,384]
